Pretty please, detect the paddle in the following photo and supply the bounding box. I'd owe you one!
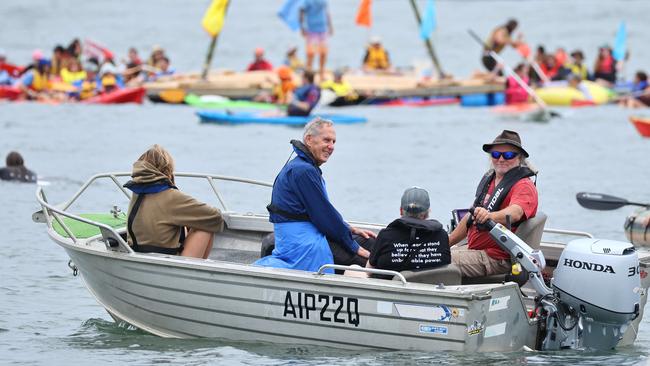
[576,192,650,211]
[468,29,560,121]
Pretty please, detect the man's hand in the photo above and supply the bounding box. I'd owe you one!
[472,207,492,224]
[350,226,377,239]
[357,246,370,259]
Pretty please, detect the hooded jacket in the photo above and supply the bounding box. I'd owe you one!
[369,216,451,274]
[124,160,224,251]
[268,141,359,254]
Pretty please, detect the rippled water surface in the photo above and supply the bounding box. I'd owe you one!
[1,0,650,365]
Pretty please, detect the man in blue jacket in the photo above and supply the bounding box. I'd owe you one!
[255,118,374,273]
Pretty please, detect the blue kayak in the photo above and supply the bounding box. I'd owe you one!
[197,110,367,126]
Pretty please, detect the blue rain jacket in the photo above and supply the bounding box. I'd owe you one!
[255,141,360,272]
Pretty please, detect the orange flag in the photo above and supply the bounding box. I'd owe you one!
[355,0,372,27]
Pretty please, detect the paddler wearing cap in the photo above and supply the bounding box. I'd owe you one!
[448,130,538,278]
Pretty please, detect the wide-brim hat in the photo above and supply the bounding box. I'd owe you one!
[482,129,529,157]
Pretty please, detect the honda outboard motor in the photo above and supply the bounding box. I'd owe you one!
[480,214,642,350]
[550,238,640,349]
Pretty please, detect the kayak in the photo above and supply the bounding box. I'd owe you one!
[185,94,282,110]
[629,116,650,138]
[0,85,22,100]
[197,110,367,126]
[378,96,459,107]
[84,87,146,104]
[536,81,613,106]
[625,208,650,246]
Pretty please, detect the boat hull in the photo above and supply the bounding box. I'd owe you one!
[62,242,534,352]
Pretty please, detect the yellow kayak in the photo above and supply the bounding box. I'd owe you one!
[536,81,613,106]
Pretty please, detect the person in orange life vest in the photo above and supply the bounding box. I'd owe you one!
[247,48,273,72]
[448,130,538,278]
[593,45,616,85]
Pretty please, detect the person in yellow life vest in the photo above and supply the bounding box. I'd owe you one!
[320,70,361,106]
[272,66,296,105]
[566,50,589,80]
[17,58,52,99]
[98,63,124,94]
[284,46,304,72]
[79,62,99,100]
[60,59,87,85]
[363,36,390,71]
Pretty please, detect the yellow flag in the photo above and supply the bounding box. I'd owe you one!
[202,0,229,37]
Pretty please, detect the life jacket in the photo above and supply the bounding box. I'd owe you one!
[468,166,536,230]
[505,75,529,104]
[596,54,615,74]
[30,70,50,91]
[364,46,389,70]
[320,79,353,97]
[567,63,588,80]
[123,179,185,255]
[80,80,96,99]
[540,62,560,79]
[273,80,296,104]
[60,68,86,84]
[266,140,315,222]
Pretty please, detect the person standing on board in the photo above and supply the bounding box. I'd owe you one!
[448,130,538,277]
[482,19,521,73]
[300,0,333,81]
[255,118,375,273]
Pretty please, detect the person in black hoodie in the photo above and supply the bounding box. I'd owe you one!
[365,187,451,279]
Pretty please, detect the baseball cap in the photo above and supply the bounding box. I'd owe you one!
[401,187,430,214]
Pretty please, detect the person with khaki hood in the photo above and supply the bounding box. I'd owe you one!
[124,145,224,259]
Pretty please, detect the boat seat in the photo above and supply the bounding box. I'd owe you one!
[393,264,462,285]
[514,211,547,250]
[460,211,547,286]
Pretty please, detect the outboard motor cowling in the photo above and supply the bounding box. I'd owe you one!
[552,238,640,349]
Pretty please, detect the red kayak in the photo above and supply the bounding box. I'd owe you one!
[379,97,459,107]
[84,87,146,104]
[0,85,22,100]
[0,63,24,78]
[629,116,650,138]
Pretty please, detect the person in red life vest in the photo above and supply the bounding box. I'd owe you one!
[505,63,530,104]
[247,48,273,72]
[448,130,538,278]
[593,45,616,85]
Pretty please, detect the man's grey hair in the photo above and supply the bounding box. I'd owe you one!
[303,117,333,140]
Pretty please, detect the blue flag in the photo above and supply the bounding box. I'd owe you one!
[278,0,302,32]
[613,21,627,61]
[420,0,436,40]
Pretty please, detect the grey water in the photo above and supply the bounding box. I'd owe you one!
[1,0,650,365]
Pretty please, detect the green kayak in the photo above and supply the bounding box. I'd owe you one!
[52,213,126,239]
[185,94,284,110]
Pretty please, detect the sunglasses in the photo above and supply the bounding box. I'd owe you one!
[490,151,519,160]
